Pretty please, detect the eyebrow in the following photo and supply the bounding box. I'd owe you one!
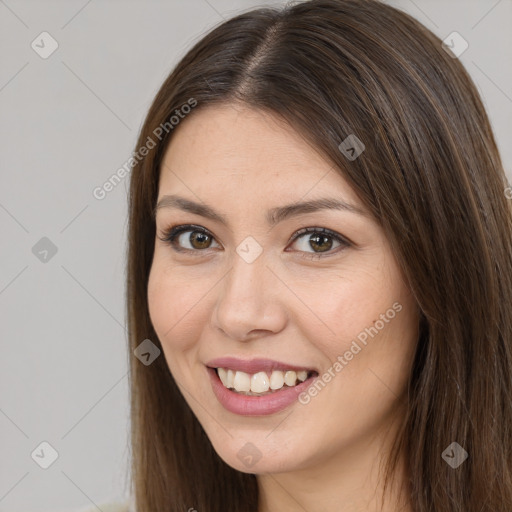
[153,194,369,227]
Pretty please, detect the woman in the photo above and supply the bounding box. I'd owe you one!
[109,0,512,511]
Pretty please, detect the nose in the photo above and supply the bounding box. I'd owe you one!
[210,249,288,342]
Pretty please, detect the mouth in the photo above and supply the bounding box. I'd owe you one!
[212,367,318,396]
[205,358,319,415]
[205,362,319,416]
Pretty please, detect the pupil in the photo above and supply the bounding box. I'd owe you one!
[191,231,210,249]
[311,234,332,252]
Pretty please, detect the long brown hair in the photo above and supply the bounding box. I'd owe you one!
[125,1,512,510]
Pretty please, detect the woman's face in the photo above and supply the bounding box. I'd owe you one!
[148,103,419,475]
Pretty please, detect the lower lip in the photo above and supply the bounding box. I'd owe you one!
[207,367,317,416]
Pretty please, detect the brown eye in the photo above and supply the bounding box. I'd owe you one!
[159,224,350,260]
[289,227,349,258]
[158,224,220,253]
[306,233,334,252]
[187,231,213,249]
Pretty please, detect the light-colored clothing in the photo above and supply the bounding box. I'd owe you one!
[75,500,131,512]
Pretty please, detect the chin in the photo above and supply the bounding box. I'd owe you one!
[208,433,309,475]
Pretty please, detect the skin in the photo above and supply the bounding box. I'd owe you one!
[147,103,419,512]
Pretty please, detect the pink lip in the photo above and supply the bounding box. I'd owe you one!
[206,366,318,416]
[206,357,316,374]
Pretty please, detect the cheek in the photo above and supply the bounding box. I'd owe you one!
[291,263,397,355]
[147,257,211,352]
[291,251,418,379]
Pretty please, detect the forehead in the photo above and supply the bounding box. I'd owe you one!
[163,104,322,174]
[158,103,361,207]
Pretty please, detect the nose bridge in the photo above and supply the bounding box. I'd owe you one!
[223,246,269,310]
[212,242,286,339]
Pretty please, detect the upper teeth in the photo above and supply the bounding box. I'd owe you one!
[216,368,309,394]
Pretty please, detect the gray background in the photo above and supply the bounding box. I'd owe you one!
[0,0,510,511]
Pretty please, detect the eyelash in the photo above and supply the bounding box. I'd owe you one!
[157,223,351,260]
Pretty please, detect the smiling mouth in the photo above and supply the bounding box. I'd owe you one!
[214,367,318,396]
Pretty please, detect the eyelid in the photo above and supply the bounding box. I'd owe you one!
[157,223,351,258]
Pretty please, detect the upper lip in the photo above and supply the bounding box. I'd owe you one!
[206,357,318,375]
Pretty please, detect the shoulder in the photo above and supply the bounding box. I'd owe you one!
[74,500,132,512]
